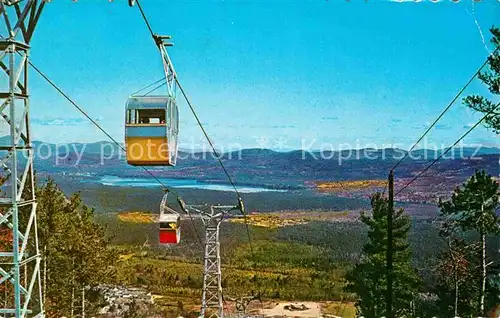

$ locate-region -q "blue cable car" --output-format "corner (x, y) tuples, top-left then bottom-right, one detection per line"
(125, 95), (178, 166)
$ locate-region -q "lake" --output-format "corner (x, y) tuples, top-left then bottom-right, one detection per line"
(96, 175), (286, 193)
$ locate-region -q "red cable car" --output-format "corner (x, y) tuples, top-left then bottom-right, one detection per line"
(158, 192), (181, 244)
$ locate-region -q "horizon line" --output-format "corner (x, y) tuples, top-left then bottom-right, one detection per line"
(24, 139), (500, 154)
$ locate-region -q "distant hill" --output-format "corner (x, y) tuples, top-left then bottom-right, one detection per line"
(31, 140), (123, 156)
(172, 145), (500, 160)
(24, 140), (498, 190)
(0, 138), (492, 157)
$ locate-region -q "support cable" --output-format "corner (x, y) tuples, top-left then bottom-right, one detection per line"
(27, 61), (204, 246)
(131, 76), (166, 96)
(391, 46), (499, 172)
(143, 80), (166, 96)
(395, 103), (499, 197)
(175, 65), (255, 260)
(0, 31), (172, 194)
(30, 62), (170, 191)
(133, 0), (241, 199)
(135, 0), (155, 38)
(133, 0), (253, 252)
(175, 80), (241, 198)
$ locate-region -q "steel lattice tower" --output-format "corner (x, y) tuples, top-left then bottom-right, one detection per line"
(0, 0), (45, 317)
(200, 206), (225, 318)
(178, 203), (243, 318)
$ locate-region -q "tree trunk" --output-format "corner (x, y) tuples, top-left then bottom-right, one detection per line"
(480, 230), (486, 315)
(449, 239), (459, 317)
(71, 262), (75, 318)
(454, 265), (458, 317)
(43, 245), (46, 305)
(82, 287), (85, 318)
(71, 284), (75, 317)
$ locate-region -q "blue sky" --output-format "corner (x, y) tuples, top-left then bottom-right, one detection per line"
(25, 0), (499, 150)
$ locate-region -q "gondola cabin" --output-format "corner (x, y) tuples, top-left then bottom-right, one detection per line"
(158, 192), (181, 244)
(159, 214), (181, 244)
(125, 95), (178, 166)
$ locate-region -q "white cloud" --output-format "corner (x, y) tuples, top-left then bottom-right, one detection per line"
(32, 116), (88, 126)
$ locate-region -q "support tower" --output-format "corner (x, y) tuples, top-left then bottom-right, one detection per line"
(0, 1), (45, 317)
(179, 202), (243, 318)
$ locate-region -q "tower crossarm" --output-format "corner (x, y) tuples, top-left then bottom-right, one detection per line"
(0, 0), (45, 44)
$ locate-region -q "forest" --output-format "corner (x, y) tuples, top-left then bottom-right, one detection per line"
(3, 164), (496, 317)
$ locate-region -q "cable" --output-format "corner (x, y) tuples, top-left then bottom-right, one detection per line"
(29, 63), (171, 192)
(133, 0), (242, 198)
(27, 60), (204, 246)
(135, 0), (155, 38)
(395, 103), (499, 197)
(391, 46), (499, 172)
(184, 205), (203, 245)
(2, 28), (207, 301)
(144, 80), (166, 96)
(14, 25), (204, 245)
(175, 81), (256, 259)
(176, 80), (241, 199)
(128, 76), (256, 251)
(132, 0), (254, 252)
(131, 76), (166, 96)
(133, 0), (243, 197)
(0, 33), (173, 194)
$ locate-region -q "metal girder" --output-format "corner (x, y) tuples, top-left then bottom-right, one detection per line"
(0, 0), (45, 45)
(154, 35), (177, 98)
(180, 204), (241, 318)
(199, 207), (224, 318)
(0, 1), (45, 316)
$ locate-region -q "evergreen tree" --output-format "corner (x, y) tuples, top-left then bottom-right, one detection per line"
(463, 27), (500, 133)
(345, 193), (420, 317)
(35, 179), (116, 317)
(438, 170), (499, 315)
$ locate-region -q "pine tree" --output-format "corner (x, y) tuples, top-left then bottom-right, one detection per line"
(35, 179), (116, 317)
(345, 193), (420, 317)
(438, 170), (499, 315)
(463, 27), (500, 133)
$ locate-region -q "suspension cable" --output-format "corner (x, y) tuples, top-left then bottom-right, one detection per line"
(395, 103), (499, 197)
(0, 29), (205, 244)
(29, 63), (171, 191)
(175, 80), (242, 199)
(135, 0), (155, 38)
(131, 76), (166, 96)
(132, 0), (253, 250)
(144, 80), (166, 96)
(390, 46), (499, 172)
(176, 79), (255, 257)
(133, 0), (242, 198)
(27, 61), (204, 246)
